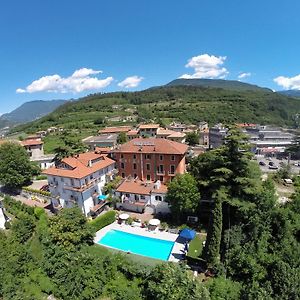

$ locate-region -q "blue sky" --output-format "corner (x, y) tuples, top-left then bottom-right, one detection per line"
(1, 0), (300, 113)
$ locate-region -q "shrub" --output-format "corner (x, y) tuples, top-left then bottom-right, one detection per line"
(22, 186), (51, 197)
(89, 210), (117, 232)
(125, 217), (133, 225)
(35, 175), (48, 180)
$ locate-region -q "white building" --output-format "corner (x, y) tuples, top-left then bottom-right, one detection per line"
(115, 178), (170, 214)
(43, 152), (116, 216)
(21, 137), (54, 169)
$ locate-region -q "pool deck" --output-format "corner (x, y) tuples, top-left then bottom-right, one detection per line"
(94, 222), (185, 262)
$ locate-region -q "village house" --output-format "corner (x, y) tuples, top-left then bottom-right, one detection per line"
(112, 138), (188, 183)
(114, 178), (170, 214)
(20, 137), (54, 169)
(43, 151), (116, 216)
(82, 134), (118, 150)
(98, 126), (131, 135)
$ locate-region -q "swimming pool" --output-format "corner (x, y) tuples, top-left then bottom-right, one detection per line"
(98, 229), (174, 261)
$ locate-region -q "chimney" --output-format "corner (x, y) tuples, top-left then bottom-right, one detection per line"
(88, 160), (92, 167)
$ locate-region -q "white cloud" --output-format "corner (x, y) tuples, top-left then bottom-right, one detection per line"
(238, 72), (251, 79)
(118, 75), (144, 88)
(274, 74), (300, 90)
(16, 68), (113, 94)
(180, 54), (228, 79)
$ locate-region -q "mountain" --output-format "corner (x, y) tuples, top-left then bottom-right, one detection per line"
(278, 90), (300, 98)
(166, 78), (272, 92)
(12, 82), (300, 136)
(0, 99), (67, 129)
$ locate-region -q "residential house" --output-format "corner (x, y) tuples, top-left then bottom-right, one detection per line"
(112, 138), (188, 183)
(114, 178), (170, 214)
(82, 134), (118, 150)
(98, 126), (131, 135)
(43, 152), (116, 216)
(21, 137), (54, 169)
(138, 124), (160, 137)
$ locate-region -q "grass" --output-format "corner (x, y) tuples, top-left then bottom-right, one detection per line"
(187, 234), (206, 259)
(94, 244), (163, 267)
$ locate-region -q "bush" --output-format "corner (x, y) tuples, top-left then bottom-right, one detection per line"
(89, 210), (117, 232)
(34, 207), (45, 219)
(35, 175), (48, 180)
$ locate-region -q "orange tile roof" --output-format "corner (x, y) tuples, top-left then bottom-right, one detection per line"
(126, 130), (139, 136)
(99, 126), (131, 134)
(157, 128), (175, 136)
(21, 139), (43, 146)
(43, 152), (115, 179)
(138, 124), (160, 129)
(116, 179), (167, 195)
(114, 138), (188, 155)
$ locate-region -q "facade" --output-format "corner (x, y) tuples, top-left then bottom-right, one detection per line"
(21, 137), (54, 169)
(82, 134), (118, 150)
(246, 126), (294, 154)
(115, 178), (170, 214)
(112, 138), (188, 183)
(209, 124), (228, 149)
(138, 124), (160, 137)
(43, 152), (116, 216)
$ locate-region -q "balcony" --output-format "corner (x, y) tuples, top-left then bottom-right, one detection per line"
(63, 177), (101, 192)
(156, 170), (165, 175)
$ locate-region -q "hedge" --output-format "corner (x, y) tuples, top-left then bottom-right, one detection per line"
(22, 186), (51, 197)
(89, 210), (117, 232)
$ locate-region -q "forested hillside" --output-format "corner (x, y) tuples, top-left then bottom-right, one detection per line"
(12, 85), (300, 134)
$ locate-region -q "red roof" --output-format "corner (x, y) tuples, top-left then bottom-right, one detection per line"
(43, 152), (115, 179)
(114, 138), (188, 155)
(99, 126), (131, 134)
(116, 178), (167, 195)
(21, 139), (43, 146)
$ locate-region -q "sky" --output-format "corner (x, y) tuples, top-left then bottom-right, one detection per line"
(1, 0), (300, 113)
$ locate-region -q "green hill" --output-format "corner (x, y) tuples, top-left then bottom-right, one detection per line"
(11, 84), (300, 135)
(166, 78), (272, 92)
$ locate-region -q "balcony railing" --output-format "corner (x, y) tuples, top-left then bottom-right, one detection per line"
(156, 170), (165, 175)
(63, 177), (101, 192)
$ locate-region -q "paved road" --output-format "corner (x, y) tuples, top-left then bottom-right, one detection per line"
(255, 155), (300, 174)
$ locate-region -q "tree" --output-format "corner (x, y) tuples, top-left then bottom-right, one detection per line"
(117, 132), (128, 144)
(0, 142), (37, 189)
(203, 187), (226, 264)
(11, 212), (35, 244)
(146, 263), (210, 300)
(165, 173), (200, 222)
(186, 131), (199, 146)
(53, 134), (87, 165)
(47, 208), (94, 251)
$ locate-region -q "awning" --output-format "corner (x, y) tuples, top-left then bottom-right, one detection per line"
(149, 219), (160, 226)
(98, 194), (108, 201)
(119, 213), (129, 220)
(179, 228), (196, 240)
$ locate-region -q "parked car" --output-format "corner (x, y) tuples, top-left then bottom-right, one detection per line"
(269, 161), (274, 166)
(269, 165), (278, 170)
(259, 161), (266, 166)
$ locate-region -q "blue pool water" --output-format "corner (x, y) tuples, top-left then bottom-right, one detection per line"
(98, 230), (174, 261)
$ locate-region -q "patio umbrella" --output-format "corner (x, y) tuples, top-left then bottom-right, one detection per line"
(119, 213), (129, 220)
(179, 228), (196, 241)
(149, 219), (160, 226)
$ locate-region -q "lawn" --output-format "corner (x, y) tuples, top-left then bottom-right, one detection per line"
(187, 234), (206, 259)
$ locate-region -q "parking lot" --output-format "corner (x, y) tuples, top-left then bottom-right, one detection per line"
(255, 155), (300, 174)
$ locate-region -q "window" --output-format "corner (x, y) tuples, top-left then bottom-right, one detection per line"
(159, 155), (164, 161)
(146, 163), (150, 171)
(125, 193), (130, 198)
(171, 155), (175, 161)
(158, 165), (164, 173)
(133, 163), (137, 170)
(155, 195), (162, 201)
(134, 195), (139, 201)
(145, 154), (151, 160)
(170, 165), (175, 174)
(121, 162), (125, 169)
(146, 174), (151, 180)
(160, 176), (163, 181)
(133, 154), (136, 159)
(121, 173), (125, 178)
(121, 154), (124, 159)
(134, 173), (137, 179)
(141, 195), (145, 200)
(61, 177), (64, 182)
